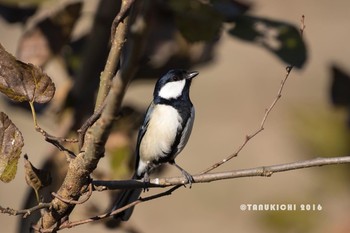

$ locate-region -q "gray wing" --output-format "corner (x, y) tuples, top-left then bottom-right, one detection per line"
(134, 102), (155, 174)
(175, 106), (195, 156)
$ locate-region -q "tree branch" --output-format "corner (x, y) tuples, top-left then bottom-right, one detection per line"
(51, 183), (93, 205)
(37, 0), (151, 230)
(33, 155), (350, 232)
(32, 186), (181, 232)
(92, 156), (350, 189)
(0, 203), (51, 218)
(38, 1), (135, 230)
(94, 0), (134, 111)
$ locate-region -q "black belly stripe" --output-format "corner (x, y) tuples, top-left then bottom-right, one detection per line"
(152, 93), (193, 163)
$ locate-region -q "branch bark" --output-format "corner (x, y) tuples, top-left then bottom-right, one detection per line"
(36, 0), (151, 230)
(93, 156), (350, 189)
(0, 203), (51, 218)
(34, 155), (349, 232)
(37, 1), (136, 230)
(4, 154), (347, 233)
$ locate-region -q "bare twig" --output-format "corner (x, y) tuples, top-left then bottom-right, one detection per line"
(300, 15), (306, 36)
(0, 203), (51, 218)
(32, 186), (181, 232)
(201, 16), (307, 174)
(77, 101), (106, 150)
(93, 155), (350, 189)
(77, 0), (135, 150)
(51, 183), (93, 205)
(111, 0), (135, 42)
(201, 62), (292, 174)
(29, 102), (77, 159)
(94, 0), (134, 111)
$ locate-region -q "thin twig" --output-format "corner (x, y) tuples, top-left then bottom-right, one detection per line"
(300, 15), (306, 36)
(0, 203), (51, 218)
(29, 102), (77, 159)
(77, 0), (135, 151)
(200, 63), (292, 174)
(94, 0), (134, 110)
(77, 102), (106, 150)
(78, 0), (137, 151)
(51, 183), (93, 205)
(111, 0), (135, 43)
(32, 186), (181, 232)
(200, 16), (306, 174)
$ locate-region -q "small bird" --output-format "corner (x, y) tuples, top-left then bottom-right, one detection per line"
(112, 69), (198, 221)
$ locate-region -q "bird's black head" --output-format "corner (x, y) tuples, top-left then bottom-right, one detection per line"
(154, 69), (199, 100)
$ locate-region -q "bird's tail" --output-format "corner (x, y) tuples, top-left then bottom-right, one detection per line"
(111, 173), (142, 221)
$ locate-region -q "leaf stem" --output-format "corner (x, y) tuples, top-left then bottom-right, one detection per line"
(29, 101), (38, 128)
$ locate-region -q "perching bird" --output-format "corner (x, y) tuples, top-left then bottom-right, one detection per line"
(112, 69), (198, 221)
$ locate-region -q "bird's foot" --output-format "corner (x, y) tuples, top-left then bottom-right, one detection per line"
(181, 169), (194, 188)
(170, 160), (194, 188)
(141, 172), (150, 192)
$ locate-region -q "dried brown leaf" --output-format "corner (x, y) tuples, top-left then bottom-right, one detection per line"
(0, 43), (55, 103)
(24, 154), (51, 201)
(0, 112), (24, 182)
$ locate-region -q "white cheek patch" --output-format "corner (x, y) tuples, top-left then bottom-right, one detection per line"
(158, 80), (186, 99)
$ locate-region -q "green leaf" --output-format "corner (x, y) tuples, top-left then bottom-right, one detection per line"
(228, 15), (307, 68)
(0, 43), (55, 103)
(0, 112), (24, 182)
(169, 0), (223, 42)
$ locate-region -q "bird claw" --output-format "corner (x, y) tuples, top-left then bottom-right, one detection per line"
(142, 172), (150, 192)
(170, 160), (194, 188)
(181, 170), (194, 189)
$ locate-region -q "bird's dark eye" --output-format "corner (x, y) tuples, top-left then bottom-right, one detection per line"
(172, 75), (181, 81)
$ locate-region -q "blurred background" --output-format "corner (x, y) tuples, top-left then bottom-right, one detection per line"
(1, 0), (350, 232)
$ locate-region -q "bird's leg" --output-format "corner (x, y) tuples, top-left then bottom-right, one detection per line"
(169, 160), (194, 188)
(141, 170), (150, 192)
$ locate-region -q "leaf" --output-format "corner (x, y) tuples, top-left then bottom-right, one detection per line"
(211, 0), (250, 22)
(0, 4), (37, 23)
(228, 15), (307, 68)
(330, 65), (350, 107)
(169, 0), (223, 42)
(17, 2), (82, 65)
(0, 112), (24, 182)
(0, 43), (55, 103)
(17, 28), (52, 67)
(329, 65), (350, 127)
(24, 154), (51, 202)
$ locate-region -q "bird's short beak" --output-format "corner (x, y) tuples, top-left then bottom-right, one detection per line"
(187, 71), (199, 79)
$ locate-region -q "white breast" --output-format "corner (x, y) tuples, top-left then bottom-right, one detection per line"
(139, 104), (182, 163)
